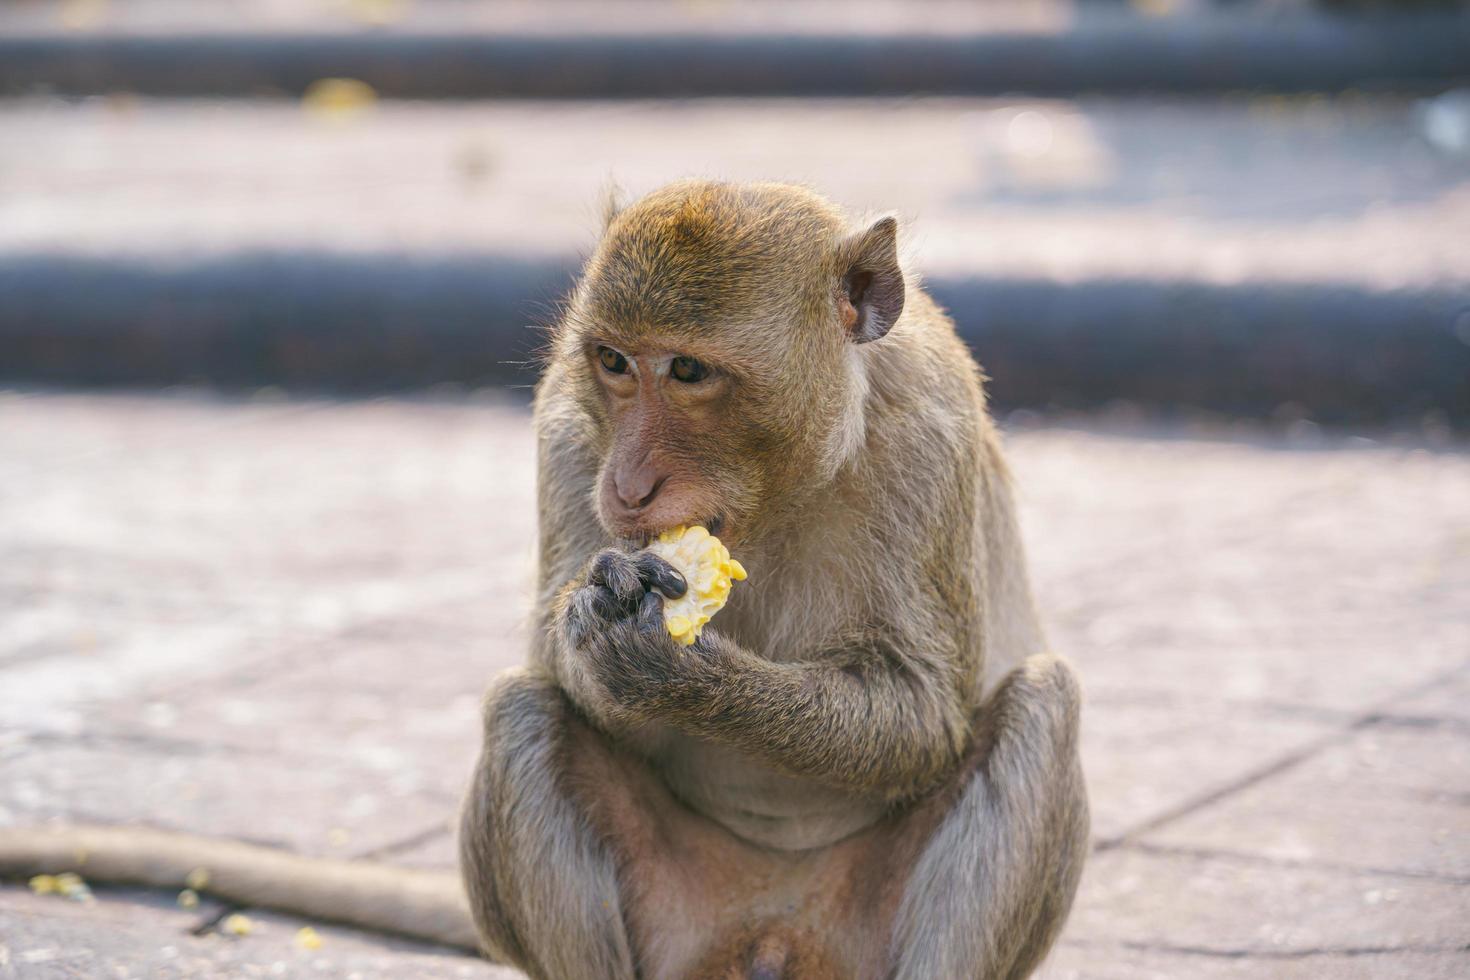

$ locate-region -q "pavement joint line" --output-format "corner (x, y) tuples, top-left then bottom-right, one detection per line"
(1113, 840), (1470, 887)
(0, 723), (361, 768)
(1094, 657), (1470, 852)
(353, 823), (454, 863)
(1405, 788), (1470, 808)
(0, 569), (509, 724)
(1088, 692), (1470, 735)
(1034, 478), (1363, 594)
(0, 719), (469, 812)
(0, 727), (264, 760)
(1359, 712), (1470, 737)
(1060, 937), (1470, 961)
(189, 903), (237, 938)
(1254, 703), (1470, 734)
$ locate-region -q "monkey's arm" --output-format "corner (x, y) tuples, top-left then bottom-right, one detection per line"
(0, 825), (478, 951)
(550, 548), (970, 797)
(595, 622), (971, 798)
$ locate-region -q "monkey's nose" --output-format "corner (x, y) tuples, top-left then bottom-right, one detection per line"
(614, 469), (666, 511)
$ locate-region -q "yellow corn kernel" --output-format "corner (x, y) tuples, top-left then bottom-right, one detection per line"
(296, 926), (323, 950)
(223, 913), (254, 937)
(177, 888), (200, 909)
(644, 525), (747, 646)
(29, 872), (93, 901)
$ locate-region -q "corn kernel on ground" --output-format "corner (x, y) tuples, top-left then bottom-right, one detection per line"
(29, 872), (93, 902)
(223, 913), (254, 937)
(644, 525), (747, 646)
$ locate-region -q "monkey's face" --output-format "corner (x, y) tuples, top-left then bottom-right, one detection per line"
(583, 335), (767, 547)
(563, 181), (906, 549)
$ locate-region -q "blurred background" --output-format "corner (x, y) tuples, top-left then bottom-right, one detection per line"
(1, 1), (1468, 978)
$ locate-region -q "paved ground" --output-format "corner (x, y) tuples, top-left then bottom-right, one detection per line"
(0, 389), (1466, 977)
(4, 93), (1467, 290)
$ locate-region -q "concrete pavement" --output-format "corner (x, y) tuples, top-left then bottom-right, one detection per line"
(0, 390), (1466, 977)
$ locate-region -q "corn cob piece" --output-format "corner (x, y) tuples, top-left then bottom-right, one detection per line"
(644, 525), (747, 646)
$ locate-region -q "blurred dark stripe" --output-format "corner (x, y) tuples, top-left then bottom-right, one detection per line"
(4, 16), (1469, 98)
(2, 251), (1466, 423)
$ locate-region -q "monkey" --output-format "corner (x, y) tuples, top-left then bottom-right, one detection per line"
(0, 180), (1087, 980)
(457, 180), (1088, 979)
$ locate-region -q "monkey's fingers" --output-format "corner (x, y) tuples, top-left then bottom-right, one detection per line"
(565, 584), (620, 648)
(633, 553), (687, 599)
(635, 590), (667, 639)
(588, 550), (644, 605)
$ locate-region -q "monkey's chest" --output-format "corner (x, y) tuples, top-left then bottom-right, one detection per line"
(654, 731), (885, 851)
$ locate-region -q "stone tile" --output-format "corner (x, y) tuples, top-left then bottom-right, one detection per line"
(1011, 432), (1470, 713)
(78, 606), (532, 814)
(1140, 728), (1470, 877)
(1304, 726), (1470, 800)
(95, 604), (526, 733)
(0, 884), (518, 979)
(1079, 698), (1333, 842)
(0, 396), (537, 601)
(0, 742), (455, 859)
(1391, 670), (1470, 727)
(1065, 848), (1470, 955)
(1040, 945), (1470, 980)
(1044, 843), (1470, 977)
(214, 906), (521, 980)
(0, 395), (538, 731)
(378, 829), (459, 871)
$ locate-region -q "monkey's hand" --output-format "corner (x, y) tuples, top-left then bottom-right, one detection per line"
(555, 549), (691, 724)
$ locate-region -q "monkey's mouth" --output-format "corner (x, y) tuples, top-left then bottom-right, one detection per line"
(625, 514), (726, 550)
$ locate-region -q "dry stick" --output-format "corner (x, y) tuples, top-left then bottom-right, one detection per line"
(0, 824), (479, 952)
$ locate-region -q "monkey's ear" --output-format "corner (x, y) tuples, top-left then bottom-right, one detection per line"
(838, 216), (904, 344)
(600, 181), (626, 232)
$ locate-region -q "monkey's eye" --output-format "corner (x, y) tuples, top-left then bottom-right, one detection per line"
(670, 356), (708, 384)
(597, 346), (629, 375)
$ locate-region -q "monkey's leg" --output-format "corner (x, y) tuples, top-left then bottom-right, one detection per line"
(458, 667), (638, 980)
(888, 654), (1089, 980)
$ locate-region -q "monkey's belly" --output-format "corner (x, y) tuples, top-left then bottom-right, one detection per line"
(655, 733), (885, 851)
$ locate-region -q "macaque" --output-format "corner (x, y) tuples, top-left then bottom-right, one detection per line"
(459, 180), (1088, 978)
(0, 181), (1087, 980)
